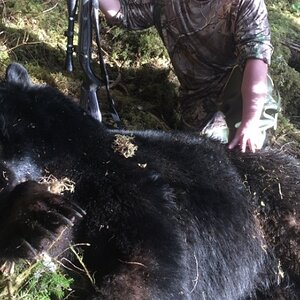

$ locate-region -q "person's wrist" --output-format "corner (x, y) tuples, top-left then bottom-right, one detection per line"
(239, 115), (260, 130)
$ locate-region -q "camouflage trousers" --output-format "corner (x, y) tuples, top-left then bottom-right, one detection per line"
(180, 66), (280, 144)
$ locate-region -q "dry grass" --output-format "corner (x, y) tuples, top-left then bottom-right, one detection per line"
(112, 134), (138, 158)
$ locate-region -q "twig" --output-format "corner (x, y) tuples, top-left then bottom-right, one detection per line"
(58, 258), (85, 273)
(56, 243), (91, 258)
(69, 245), (98, 290)
(189, 253), (199, 294)
(7, 262), (14, 300)
(278, 183), (283, 200)
(7, 41), (43, 53)
(276, 141), (297, 152)
(1, 0), (7, 20)
(118, 259), (147, 268)
(42, 2), (59, 14)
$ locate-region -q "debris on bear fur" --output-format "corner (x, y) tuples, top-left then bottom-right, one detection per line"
(39, 174), (75, 195)
(230, 149), (300, 297)
(0, 63), (299, 299)
(111, 134), (138, 158)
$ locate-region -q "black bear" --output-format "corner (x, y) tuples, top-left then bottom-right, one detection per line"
(0, 63), (299, 299)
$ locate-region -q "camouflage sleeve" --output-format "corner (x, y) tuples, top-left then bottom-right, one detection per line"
(234, 0), (273, 66)
(110, 0), (155, 30)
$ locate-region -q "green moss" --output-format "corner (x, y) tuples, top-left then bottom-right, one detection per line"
(266, 0), (300, 121)
(17, 264), (73, 300)
(0, 258), (73, 300)
(0, 0), (299, 128)
(104, 25), (168, 67)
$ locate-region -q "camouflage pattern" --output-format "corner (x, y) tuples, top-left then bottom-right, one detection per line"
(114, 0), (274, 130)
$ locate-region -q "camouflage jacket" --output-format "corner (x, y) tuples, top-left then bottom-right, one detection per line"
(114, 0), (273, 103)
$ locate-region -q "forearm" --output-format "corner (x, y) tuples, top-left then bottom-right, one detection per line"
(228, 59), (269, 151)
(99, 0), (121, 19)
(241, 59), (268, 126)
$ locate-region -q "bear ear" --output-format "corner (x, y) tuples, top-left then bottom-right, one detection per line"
(5, 63), (32, 88)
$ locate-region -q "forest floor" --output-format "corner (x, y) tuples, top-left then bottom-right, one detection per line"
(0, 0), (300, 298)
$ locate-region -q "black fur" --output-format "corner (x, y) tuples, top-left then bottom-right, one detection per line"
(0, 63), (299, 299)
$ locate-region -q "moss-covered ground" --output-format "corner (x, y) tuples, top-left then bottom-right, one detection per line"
(0, 0), (300, 298)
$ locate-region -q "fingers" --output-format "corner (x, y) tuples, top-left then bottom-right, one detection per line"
(228, 136), (239, 150)
(242, 139), (247, 153)
(246, 139), (256, 153)
(228, 128), (263, 153)
(248, 138), (262, 153)
(231, 137), (257, 153)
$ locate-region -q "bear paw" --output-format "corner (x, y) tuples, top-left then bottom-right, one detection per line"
(0, 181), (84, 261)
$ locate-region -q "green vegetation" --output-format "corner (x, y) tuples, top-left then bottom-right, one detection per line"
(1, 0), (299, 130)
(0, 257), (73, 300)
(267, 0), (300, 120)
(0, 0), (300, 298)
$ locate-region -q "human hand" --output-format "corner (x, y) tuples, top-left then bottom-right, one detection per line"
(100, 0), (121, 19)
(229, 59), (269, 153)
(228, 122), (264, 153)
